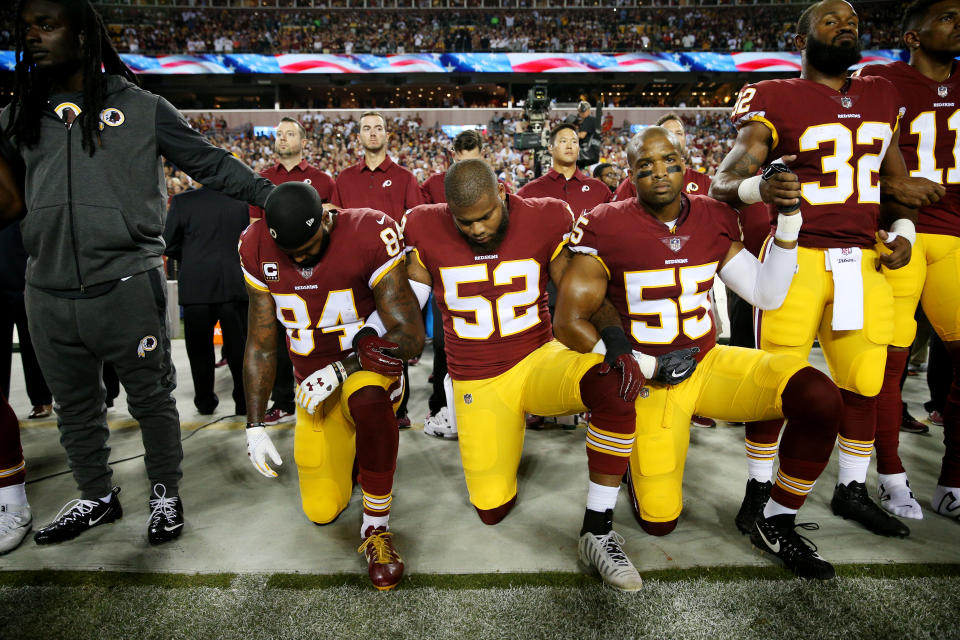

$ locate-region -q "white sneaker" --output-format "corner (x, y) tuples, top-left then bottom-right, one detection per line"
(423, 407), (457, 440)
(0, 504), (32, 554)
(932, 485), (960, 519)
(577, 530), (643, 591)
(878, 474), (923, 520)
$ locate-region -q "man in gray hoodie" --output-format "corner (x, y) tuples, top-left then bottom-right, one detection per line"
(1, 0), (274, 546)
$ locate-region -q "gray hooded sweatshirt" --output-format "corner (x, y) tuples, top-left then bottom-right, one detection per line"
(1, 74), (273, 293)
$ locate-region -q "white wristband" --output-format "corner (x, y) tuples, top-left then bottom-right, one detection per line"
(632, 351), (657, 379)
(887, 218), (916, 246)
(737, 175), (763, 205)
(591, 339), (607, 355)
(774, 212), (803, 242)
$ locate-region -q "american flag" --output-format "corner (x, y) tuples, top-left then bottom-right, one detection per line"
(120, 54), (231, 74)
(611, 53), (686, 72)
(276, 54), (366, 74)
(440, 53), (512, 73)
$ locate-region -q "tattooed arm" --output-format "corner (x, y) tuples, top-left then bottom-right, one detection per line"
(370, 262), (425, 361)
(337, 260), (425, 380)
(243, 282), (278, 424)
(709, 122), (799, 210)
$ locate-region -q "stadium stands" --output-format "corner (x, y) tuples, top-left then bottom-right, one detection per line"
(85, 2), (909, 56)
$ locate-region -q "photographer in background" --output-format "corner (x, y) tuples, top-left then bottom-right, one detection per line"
(569, 101), (600, 168)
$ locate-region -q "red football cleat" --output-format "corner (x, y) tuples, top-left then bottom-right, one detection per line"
(358, 526), (404, 591)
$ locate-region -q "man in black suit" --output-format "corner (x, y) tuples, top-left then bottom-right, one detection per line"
(164, 185), (250, 415)
(0, 224), (53, 420)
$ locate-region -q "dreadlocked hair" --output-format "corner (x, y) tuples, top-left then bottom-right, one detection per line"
(6, 0), (138, 157)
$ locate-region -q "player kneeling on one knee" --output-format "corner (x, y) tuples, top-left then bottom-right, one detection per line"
(240, 182), (425, 591)
(556, 126), (842, 581)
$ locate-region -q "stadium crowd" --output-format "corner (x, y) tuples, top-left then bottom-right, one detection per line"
(62, 2), (912, 56)
(167, 111), (735, 195)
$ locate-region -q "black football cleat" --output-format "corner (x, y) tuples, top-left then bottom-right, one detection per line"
(751, 513), (835, 580)
(831, 481), (910, 538)
(147, 483), (184, 545)
(735, 479), (772, 534)
(34, 487), (123, 545)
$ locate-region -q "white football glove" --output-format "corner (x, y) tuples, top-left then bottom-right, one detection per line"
(295, 361), (347, 415)
(246, 426), (282, 478)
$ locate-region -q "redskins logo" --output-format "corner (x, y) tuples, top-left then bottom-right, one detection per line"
(303, 178), (312, 185)
(100, 107), (125, 127)
(53, 102), (82, 121)
(269, 228), (278, 239)
(581, 185), (590, 192)
(382, 179), (393, 188)
(137, 335), (158, 359)
(686, 182), (699, 193)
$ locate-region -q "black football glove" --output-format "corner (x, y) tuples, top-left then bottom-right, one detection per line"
(762, 159), (800, 214)
(651, 347), (700, 385)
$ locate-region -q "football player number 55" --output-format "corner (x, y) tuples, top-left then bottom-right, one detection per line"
(440, 259), (541, 340)
(625, 264), (717, 344)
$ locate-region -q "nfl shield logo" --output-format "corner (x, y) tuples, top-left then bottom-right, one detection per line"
(463, 393), (473, 405)
(669, 237), (683, 253)
(639, 387), (650, 399)
(298, 267), (314, 278)
(841, 247), (853, 256)
(939, 85), (949, 97)
(841, 96), (852, 109)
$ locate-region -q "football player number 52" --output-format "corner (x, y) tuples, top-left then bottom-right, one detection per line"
(440, 259), (541, 340)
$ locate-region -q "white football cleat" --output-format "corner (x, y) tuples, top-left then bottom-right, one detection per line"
(878, 474), (923, 520)
(0, 504), (32, 554)
(423, 407), (457, 440)
(578, 530), (643, 592)
(932, 485), (960, 520)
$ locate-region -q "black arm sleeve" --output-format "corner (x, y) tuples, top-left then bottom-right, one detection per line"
(155, 97), (274, 207)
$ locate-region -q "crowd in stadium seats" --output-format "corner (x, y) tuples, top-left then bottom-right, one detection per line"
(165, 111), (735, 196)
(91, 2), (909, 56)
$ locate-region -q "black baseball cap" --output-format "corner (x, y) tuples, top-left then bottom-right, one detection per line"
(264, 182), (324, 250)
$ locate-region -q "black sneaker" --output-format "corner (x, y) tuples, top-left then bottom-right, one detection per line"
(831, 481), (910, 537)
(147, 483), (184, 545)
(735, 479), (772, 534)
(750, 513), (835, 580)
(34, 487), (123, 545)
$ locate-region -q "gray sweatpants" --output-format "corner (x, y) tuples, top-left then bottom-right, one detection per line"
(25, 267), (182, 500)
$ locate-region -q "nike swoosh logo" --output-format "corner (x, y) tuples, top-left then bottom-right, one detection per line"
(89, 510), (112, 526)
(757, 526), (780, 553)
(376, 215), (386, 225)
(164, 523), (184, 532)
(670, 367), (691, 379)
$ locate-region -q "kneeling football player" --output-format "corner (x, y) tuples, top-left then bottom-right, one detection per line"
(404, 159), (695, 591)
(555, 127), (843, 579)
(239, 182), (424, 590)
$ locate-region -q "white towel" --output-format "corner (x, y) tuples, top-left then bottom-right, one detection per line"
(826, 247), (864, 331)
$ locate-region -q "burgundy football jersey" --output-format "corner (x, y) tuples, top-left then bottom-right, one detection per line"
(238, 208), (404, 382)
(731, 76), (903, 248)
(859, 61), (960, 238)
(403, 193), (575, 380)
(421, 172), (446, 205)
(517, 169), (611, 216)
(569, 194), (741, 359)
